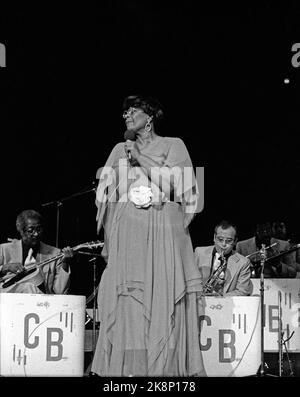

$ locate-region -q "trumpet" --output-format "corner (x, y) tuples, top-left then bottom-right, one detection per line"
(265, 243), (300, 263)
(202, 251), (227, 295)
(246, 242), (278, 258)
(248, 242), (300, 277)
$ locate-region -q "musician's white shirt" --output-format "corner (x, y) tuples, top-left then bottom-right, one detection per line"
(24, 248), (36, 268)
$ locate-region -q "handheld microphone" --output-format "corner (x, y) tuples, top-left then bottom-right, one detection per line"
(124, 129), (136, 160)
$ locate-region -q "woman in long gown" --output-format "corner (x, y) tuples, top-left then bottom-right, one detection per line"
(91, 95), (206, 377)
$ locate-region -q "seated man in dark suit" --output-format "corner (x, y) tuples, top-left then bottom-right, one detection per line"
(0, 209), (74, 293)
(236, 221), (297, 278)
(194, 220), (252, 296)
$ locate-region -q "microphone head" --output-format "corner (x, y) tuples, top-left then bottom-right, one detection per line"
(124, 129), (136, 141)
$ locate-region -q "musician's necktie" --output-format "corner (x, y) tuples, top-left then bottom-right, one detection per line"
(213, 253), (220, 272)
(212, 252), (226, 282)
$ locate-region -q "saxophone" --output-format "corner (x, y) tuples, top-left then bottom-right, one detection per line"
(202, 250), (227, 295)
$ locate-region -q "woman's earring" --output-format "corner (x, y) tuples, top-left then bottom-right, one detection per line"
(144, 118), (152, 133)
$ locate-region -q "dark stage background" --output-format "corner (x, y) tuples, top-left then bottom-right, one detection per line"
(0, 2), (299, 298)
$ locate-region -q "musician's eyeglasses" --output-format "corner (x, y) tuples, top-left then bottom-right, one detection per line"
(24, 226), (43, 235)
(122, 107), (141, 119)
(215, 236), (235, 245)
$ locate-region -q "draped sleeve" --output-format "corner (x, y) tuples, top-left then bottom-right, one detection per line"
(95, 143), (125, 261)
(163, 138), (199, 228)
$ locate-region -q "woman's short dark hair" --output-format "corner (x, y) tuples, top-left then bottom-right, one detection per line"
(122, 94), (164, 126)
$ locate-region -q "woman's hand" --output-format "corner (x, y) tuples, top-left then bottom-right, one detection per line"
(124, 141), (140, 164)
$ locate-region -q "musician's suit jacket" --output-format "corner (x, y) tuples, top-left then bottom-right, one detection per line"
(236, 237), (297, 278)
(194, 246), (252, 296)
(0, 239), (70, 294)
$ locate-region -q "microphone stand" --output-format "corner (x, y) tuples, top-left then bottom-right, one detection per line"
(80, 253), (101, 377)
(88, 256), (99, 353)
(78, 251), (102, 356)
(258, 244), (277, 377)
(278, 291), (283, 377)
(281, 332), (295, 377)
(78, 251), (101, 353)
(41, 183), (96, 247)
(278, 289), (295, 378)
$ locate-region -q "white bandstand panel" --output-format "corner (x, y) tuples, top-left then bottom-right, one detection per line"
(199, 296), (261, 376)
(0, 293), (86, 377)
(251, 279), (300, 352)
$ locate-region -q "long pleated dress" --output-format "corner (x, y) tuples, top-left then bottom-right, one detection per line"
(91, 136), (206, 377)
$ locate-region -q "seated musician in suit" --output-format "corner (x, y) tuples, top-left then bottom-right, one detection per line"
(236, 221), (297, 278)
(194, 220), (252, 296)
(0, 209), (74, 294)
(272, 220), (300, 276)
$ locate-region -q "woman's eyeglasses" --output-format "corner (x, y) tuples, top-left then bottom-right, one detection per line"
(122, 107), (141, 119)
